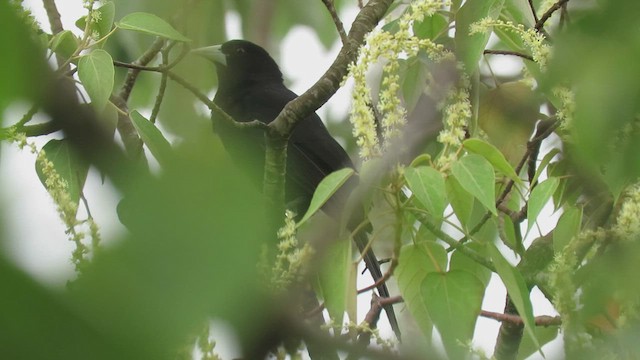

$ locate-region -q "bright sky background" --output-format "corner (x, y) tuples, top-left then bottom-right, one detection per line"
(3, 1), (563, 358)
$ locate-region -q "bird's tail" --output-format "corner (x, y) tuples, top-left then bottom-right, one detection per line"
(353, 230), (401, 340)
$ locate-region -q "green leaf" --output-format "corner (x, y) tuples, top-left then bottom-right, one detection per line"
(422, 270), (485, 359)
(35, 139), (90, 215)
(517, 325), (559, 360)
(463, 138), (522, 185)
(450, 243), (491, 287)
(488, 243), (541, 353)
(78, 49), (114, 112)
(396, 242), (447, 340)
(455, 0), (506, 74)
(532, 148), (561, 185)
(401, 58), (429, 112)
(297, 168), (354, 227)
(405, 166), (446, 219)
(451, 154), (497, 215)
(76, 2), (115, 39)
(117, 12), (190, 42)
(413, 13), (448, 40)
(553, 206), (582, 253)
(130, 111), (173, 166)
(318, 237), (351, 325)
(527, 177), (559, 232)
(50, 30), (78, 60)
(445, 175), (474, 228)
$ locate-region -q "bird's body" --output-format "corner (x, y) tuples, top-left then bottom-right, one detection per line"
(194, 40), (400, 339)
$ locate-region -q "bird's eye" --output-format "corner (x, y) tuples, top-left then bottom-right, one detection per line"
(236, 47), (246, 54)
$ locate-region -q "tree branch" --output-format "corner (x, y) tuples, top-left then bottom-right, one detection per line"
(322, 0), (349, 45)
(484, 49), (534, 62)
(481, 310), (561, 327)
(535, 0), (571, 31)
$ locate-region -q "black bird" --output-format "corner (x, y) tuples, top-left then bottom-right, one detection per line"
(193, 40), (400, 338)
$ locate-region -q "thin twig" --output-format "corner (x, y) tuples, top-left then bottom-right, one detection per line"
(150, 49), (170, 123)
(481, 310), (562, 326)
(535, 0), (571, 31)
(527, 0), (539, 23)
(484, 49), (534, 62)
(322, 0), (349, 45)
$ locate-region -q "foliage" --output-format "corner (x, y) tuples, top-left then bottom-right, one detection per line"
(2, 0), (640, 359)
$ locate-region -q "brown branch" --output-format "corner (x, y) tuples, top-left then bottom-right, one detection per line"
(21, 121), (61, 137)
(357, 258), (396, 294)
(150, 50), (170, 123)
(481, 310), (562, 327)
(42, 0), (68, 72)
(484, 50), (534, 62)
(322, 0), (349, 45)
(118, 38), (165, 101)
(527, 0), (539, 23)
(535, 0), (571, 31)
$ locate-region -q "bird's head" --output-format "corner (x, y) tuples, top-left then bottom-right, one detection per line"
(192, 40), (283, 91)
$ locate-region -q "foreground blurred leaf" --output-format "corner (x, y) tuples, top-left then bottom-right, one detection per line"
(318, 236), (351, 325)
(73, 139), (268, 358)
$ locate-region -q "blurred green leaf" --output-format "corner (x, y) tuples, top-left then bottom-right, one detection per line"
(463, 138), (523, 185)
(78, 49), (114, 112)
(117, 12), (190, 42)
(130, 111), (173, 166)
(401, 58), (429, 113)
(553, 206), (582, 253)
(405, 166), (446, 219)
(489, 243), (541, 353)
(297, 168), (354, 227)
(451, 154), (497, 215)
(422, 270), (485, 359)
(35, 139), (89, 215)
(318, 236), (351, 325)
(455, 0), (505, 73)
(397, 242), (447, 341)
(527, 177), (559, 232)
(517, 326), (559, 360)
(531, 148), (560, 185)
(0, 1), (46, 116)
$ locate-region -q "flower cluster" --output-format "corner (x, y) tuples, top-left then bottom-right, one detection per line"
(470, 18), (550, 69)
(553, 86), (575, 130)
(614, 183), (640, 241)
(269, 210), (315, 291)
(10, 132), (100, 274)
(436, 83), (472, 168)
(348, 0), (451, 159)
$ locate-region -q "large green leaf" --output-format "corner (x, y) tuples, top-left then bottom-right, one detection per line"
(455, 0), (506, 73)
(527, 177), (559, 232)
(396, 242), (447, 341)
(50, 30), (79, 60)
(451, 154), (497, 215)
(76, 2), (115, 39)
(297, 168), (354, 227)
(422, 270), (485, 359)
(117, 12), (190, 42)
(35, 139), (90, 216)
(488, 243), (541, 353)
(404, 166), (446, 219)
(78, 49), (114, 112)
(130, 111), (173, 166)
(450, 243), (492, 288)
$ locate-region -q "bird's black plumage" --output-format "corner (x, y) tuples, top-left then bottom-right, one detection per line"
(194, 40), (400, 338)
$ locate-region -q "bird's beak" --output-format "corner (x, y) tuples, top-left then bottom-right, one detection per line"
(191, 45), (227, 66)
